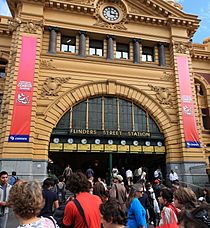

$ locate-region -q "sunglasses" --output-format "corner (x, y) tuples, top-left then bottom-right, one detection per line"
(137, 190), (144, 193)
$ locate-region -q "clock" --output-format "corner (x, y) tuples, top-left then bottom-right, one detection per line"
(103, 7), (119, 22)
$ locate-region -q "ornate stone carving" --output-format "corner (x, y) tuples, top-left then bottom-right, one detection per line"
(173, 41), (191, 54)
(40, 59), (56, 69)
(8, 17), (21, 32)
(41, 77), (71, 96)
(93, 0), (127, 30)
(148, 84), (173, 107)
(22, 20), (44, 34)
(57, 0), (94, 5)
(161, 72), (174, 81)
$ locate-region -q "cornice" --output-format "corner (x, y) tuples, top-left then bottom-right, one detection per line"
(191, 50), (210, 61)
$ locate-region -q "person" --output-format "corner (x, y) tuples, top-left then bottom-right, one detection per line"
(110, 175), (127, 212)
(9, 171), (18, 186)
(154, 167), (163, 183)
(173, 187), (198, 210)
(158, 188), (179, 226)
(126, 183), (147, 228)
(153, 179), (165, 200)
(178, 204), (210, 228)
(126, 168), (133, 186)
(100, 198), (127, 228)
(112, 166), (119, 178)
(63, 172), (102, 228)
(199, 188), (210, 204)
(169, 170), (179, 184)
(93, 181), (108, 202)
(39, 177), (59, 217)
(86, 165), (94, 180)
(0, 171), (12, 228)
(56, 175), (66, 205)
(8, 181), (59, 228)
(62, 164), (72, 181)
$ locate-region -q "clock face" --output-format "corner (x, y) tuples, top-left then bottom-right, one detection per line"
(103, 7), (119, 21)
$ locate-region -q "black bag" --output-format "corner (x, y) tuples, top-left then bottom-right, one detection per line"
(53, 198), (88, 228)
(57, 184), (65, 204)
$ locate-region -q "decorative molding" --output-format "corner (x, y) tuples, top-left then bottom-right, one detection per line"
(41, 77), (71, 96)
(161, 72), (174, 82)
(40, 59), (56, 69)
(8, 17), (21, 32)
(93, 0), (127, 30)
(10, 50), (17, 66)
(22, 20), (44, 34)
(173, 41), (191, 54)
(148, 84), (173, 107)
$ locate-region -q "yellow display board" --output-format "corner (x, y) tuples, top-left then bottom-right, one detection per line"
(64, 144), (77, 151)
(142, 146), (154, 153)
(130, 145), (142, 153)
(78, 144), (91, 151)
(91, 144), (104, 151)
(104, 144), (117, 151)
(49, 143), (63, 151)
(118, 145), (130, 152)
(154, 146), (165, 153)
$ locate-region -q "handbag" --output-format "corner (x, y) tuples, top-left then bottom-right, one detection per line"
(156, 209), (179, 228)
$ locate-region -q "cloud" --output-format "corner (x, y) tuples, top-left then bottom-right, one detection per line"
(0, 0), (11, 16)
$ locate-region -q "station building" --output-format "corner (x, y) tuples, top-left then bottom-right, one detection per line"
(0, 0), (210, 185)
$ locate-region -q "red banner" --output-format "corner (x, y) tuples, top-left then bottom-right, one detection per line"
(177, 56), (200, 148)
(9, 36), (37, 142)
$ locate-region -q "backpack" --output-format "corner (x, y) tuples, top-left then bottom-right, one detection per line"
(56, 184), (65, 204)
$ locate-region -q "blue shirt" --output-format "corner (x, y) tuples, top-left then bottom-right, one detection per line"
(127, 198), (147, 228)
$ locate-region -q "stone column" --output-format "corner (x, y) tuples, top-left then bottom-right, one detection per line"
(48, 27), (58, 54)
(158, 43), (166, 66)
(79, 31), (86, 57)
(107, 35), (114, 60)
(133, 39), (140, 63)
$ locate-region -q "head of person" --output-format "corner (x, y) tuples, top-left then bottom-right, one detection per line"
(12, 171), (16, 176)
(158, 188), (173, 206)
(203, 188), (209, 196)
(42, 177), (55, 189)
(116, 175), (123, 183)
(178, 204), (210, 228)
(126, 183), (144, 208)
(173, 187), (197, 210)
(66, 172), (89, 194)
(8, 181), (44, 220)
(171, 170), (174, 174)
(58, 175), (65, 182)
(0, 171), (8, 185)
(93, 182), (106, 200)
(100, 198), (127, 228)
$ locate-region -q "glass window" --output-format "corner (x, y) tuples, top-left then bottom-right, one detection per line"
(119, 99), (132, 131)
(116, 43), (129, 59)
(0, 59), (7, 78)
(61, 36), (76, 53)
(142, 47), (154, 62)
(202, 108), (209, 130)
(148, 117), (159, 133)
(104, 97), (118, 130)
(89, 40), (103, 56)
(88, 97), (102, 130)
(56, 111), (70, 129)
(72, 101), (86, 129)
(134, 106), (147, 131)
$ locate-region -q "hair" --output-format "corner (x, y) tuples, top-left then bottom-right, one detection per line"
(203, 188), (210, 196)
(8, 181), (44, 219)
(58, 175), (65, 182)
(12, 171), (16, 176)
(66, 172), (89, 194)
(126, 183), (143, 208)
(0, 171), (8, 177)
(160, 188), (173, 203)
(174, 187), (197, 210)
(178, 204), (210, 228)
(100, 198), (127, 225)
(42, 177), (55, 188)
(93, 182), (108, 202)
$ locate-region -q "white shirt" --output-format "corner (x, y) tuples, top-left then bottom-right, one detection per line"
(169, 172), (178, 181)
(126, 169), (133, 178)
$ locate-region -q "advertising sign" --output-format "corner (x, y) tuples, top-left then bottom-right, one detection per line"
(177, 56), (200, 148)
(8, 36), (37, 142)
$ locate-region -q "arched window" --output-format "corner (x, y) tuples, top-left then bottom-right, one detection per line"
(0, 59), (7, 78)
(56, 96), (161, 134)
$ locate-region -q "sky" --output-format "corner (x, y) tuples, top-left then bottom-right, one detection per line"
(0, 0), (209, 43)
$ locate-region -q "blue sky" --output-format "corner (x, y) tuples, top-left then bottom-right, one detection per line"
(0, 0), (209, 43)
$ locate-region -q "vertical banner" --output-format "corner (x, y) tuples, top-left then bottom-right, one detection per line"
(8, 36), (37, 142)
(177, 56), (200, 148)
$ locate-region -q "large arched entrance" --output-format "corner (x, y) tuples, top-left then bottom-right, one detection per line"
(48, 96), (166, 183)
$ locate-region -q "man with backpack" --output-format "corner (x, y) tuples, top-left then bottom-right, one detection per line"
(56, 176), (66, 205)
(9, 171), (18, 186)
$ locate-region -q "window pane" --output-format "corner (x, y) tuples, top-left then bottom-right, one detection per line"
(122, 52), (129, 59)
(147, 55), (153, 62)
(72, 102), (86, 129)
(88, 97), (102, 130)
(69, 45), (76, 53)
(104, 97), (117, 130)
(90, 40), (103, 49)
(96, 49), (103, 56)
(56, 111), (70, 128)
(61, 44), (68, 52)
(90, 48), (96, 55)
(119, 99), (132, 131)
(148, 117), (160, 133)
(116, 51), (121, 59)
(61, 36), (76, 53)
(142, 55), (147, 62)
(134, 106), (147, 131)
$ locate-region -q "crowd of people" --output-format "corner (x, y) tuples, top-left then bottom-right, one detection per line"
(0, 165), (209, 228)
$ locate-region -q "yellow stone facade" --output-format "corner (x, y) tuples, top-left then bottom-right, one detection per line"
(0, 0), (209, 184)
